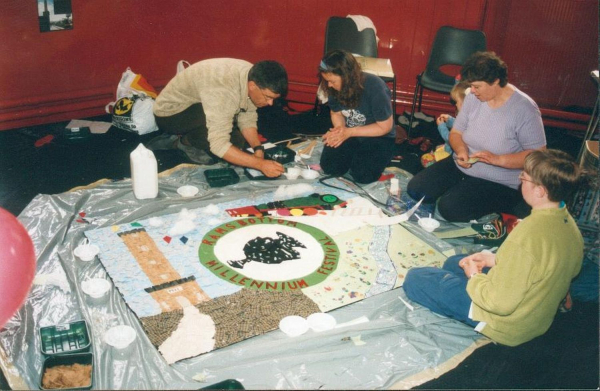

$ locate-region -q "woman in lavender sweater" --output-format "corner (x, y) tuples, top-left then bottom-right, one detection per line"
(407, 51), (546, 222)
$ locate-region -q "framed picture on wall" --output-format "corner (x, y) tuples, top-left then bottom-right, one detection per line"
(38, 0), (73, 32)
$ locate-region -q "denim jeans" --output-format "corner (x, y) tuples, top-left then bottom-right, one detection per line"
(403, 254), (479, 327)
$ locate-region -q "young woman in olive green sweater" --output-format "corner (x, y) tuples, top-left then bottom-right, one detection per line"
(404, 149), (592, 346)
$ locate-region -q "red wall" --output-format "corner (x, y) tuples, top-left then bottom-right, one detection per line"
(0, 0), (597, 131)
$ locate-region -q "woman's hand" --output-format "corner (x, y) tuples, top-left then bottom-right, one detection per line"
(459, 259), (481, 278)
(471, 150), (502, 166)
(322, 126), (351, 148)
(448, 130), (474, 168)
(459, 251), (496, 278)
(454, 151), (473, 168)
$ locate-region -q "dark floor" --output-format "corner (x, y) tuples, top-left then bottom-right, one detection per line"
(0, 112), (598, 389)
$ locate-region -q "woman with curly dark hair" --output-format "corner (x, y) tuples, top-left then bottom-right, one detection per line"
(318, 50), (396, 184)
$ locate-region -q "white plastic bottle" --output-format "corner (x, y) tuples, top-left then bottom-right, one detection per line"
(130, 143), (158, 199)
(389, 177), (400, 198)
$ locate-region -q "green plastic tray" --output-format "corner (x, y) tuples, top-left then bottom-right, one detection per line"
(40, 320), (91, 356)
(202, 379), (245, 389)
(204, 168), (240, 188)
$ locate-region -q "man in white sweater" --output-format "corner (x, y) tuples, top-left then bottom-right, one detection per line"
(151, 58), (287, 177)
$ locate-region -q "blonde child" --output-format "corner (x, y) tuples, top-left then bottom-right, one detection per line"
(436, 81), (470, 156)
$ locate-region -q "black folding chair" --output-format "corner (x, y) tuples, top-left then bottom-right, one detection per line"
(408, 26), (486, 136)
(324, 16), (378, 57)
(316, 17), (397, 118)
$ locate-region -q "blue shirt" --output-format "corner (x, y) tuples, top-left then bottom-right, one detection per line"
(328, 73), (394, 137)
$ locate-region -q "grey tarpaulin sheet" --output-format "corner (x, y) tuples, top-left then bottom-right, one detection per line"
(0, 159), (488, 390)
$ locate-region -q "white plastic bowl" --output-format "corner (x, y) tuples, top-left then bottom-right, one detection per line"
(285, 167), (302, 180)
(279, 316), (309, 337)
(104, 325), (137, 359)
(307, 313), (337, 332)
(73, 243), (100, 262)
(81, 278), (111, 299)
(301, 169), (320, 180)
(418, 217), (440, 232)
(177, 185), (199, 198)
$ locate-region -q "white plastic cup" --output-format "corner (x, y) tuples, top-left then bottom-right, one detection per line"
(307, 313), (336, 332)
(418, 217), (440, 232)
(104, 325), (137, 359)
(177, 185), (199, 197)
(279, 316), (309, 337)
(301, 169), (320, 180)
(74, 243), (100, 262)
(81, 278), (111, 305)
(285, 167), (302, 180)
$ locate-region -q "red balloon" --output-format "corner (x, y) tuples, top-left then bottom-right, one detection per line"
(0, 208), (36, 328)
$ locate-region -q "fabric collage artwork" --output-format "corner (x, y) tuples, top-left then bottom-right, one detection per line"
(84, 185), (447, 364)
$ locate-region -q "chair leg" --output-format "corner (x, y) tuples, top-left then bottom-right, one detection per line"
(417, 84), (424, 113)
(408, 75), (421, 138)
(392, 75), (397, 123)
(313, 96), (321, 116)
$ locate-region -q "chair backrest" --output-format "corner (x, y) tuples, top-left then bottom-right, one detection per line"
(424, 25), (487, 86)
(324, 16), (378, 57)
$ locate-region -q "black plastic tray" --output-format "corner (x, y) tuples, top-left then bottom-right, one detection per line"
(62, 127), (91, 143)
(41, 352), (93, 390)
(264, 145), (296, 164)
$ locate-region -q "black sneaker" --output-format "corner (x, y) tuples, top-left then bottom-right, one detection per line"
(471, 215), (507, 246)
(146, 133), (178, 150)
(176, 139), (215, 165)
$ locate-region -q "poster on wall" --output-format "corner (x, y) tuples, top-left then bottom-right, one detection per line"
(37, 0), (72, 32)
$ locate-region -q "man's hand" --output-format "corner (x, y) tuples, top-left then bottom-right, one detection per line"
(222, 144), (282, 177)
(258, 159), (284, 178)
